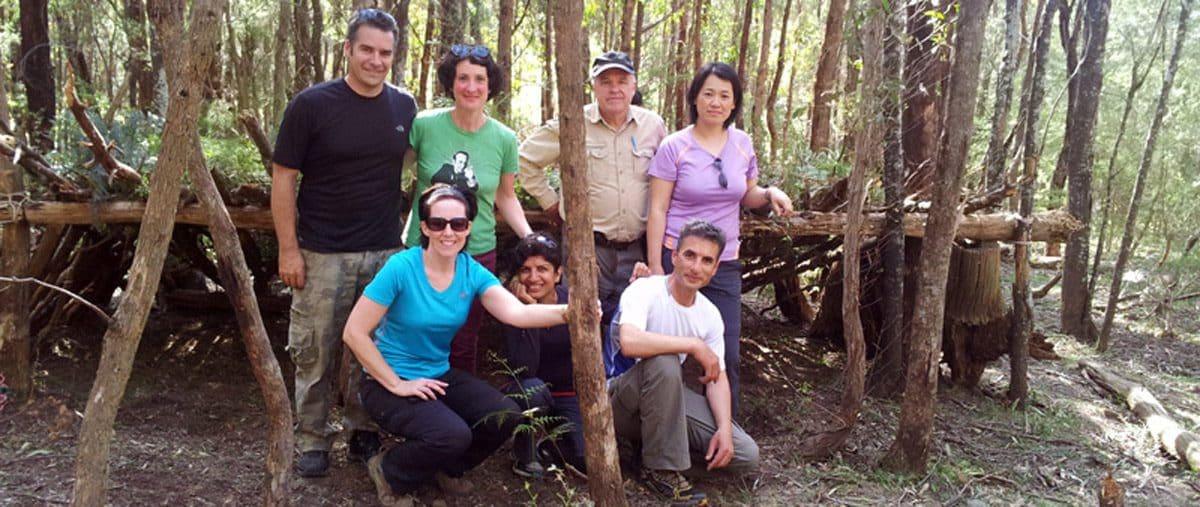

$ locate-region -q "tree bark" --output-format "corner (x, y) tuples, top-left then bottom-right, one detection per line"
(983, 0), (1022, 195)
(618, 0), (636, 53)
(808, 0), (848, 154)
(70, 1), (224, 504)
(271, 0), (293, 125)
(749, 0), (774, 145)
(765, 0), (794, 163)
(440, 0), (466, 45)
(1099, 0), (1190, 352)
(1059, 0), (1110, 342)
(796, 4), (882, 458)
(734, 0), (754, 106)
(540, 1), (554, 123)
(552, 1), (625, 505)
(901, 1), (950, 194)
(292, 0), (315, 91)
(19, 0), (55, 150)
(632, 0), (645, 69)
(882, 1), (989, 474)
(390, 0), (411, 86)
(497, 0), (515, 123)
(417, 0), (437, 107)
(0, 154), (32, 402)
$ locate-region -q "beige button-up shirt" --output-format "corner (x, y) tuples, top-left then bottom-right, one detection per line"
(518, 103), (667, 243)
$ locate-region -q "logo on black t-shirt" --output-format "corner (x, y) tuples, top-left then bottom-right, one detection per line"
(395, 124), (407, 133)
(432, 150), (479, 194)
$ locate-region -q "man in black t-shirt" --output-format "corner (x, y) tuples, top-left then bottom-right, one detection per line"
(270, 8), (417, 479)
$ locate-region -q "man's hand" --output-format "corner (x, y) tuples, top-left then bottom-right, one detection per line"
(278, 247), (306, 289)
(692, 339), (721, 384)
(389, 378), (448, 400)
(508, 277), (536, 304)
(705, 426), (735, 471)
(544, 202), (563, 228)
(629, 261), (653, 282)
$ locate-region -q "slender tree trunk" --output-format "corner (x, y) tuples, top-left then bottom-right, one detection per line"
(750, 0), (774, 145)
(882, 1), (989, 474)
(271, 0), (292, 125)
(1099, 0), (1191, 352)
(765, 0), (794, 164)
(618, 0), (636, 53)
(310, 0), (324, 82)
(19, 0), (54, 150)
(1059, 0), (1110, 342)
(540, 1), (554, 123)
(869, 0), (906, 399)
(390, 0), (410, 86)
(902, 1), (950, 193)
(689, 0), (704, 72)
(633, 0), (645, 69)
(70, 1), (224, 505)
(1009, 0), (1057, 408)
(670, 0), (691, 130)
(809, 0), (848, 154)
(551, 2), (624, 505)
(983, 0), (1022, 194)
(497, 0), (515, 123)
(293, 0), (314, 91)
(0, 155), (32, 402)
(734, 0), (754, 102)
(417, 0), (437, 107)
(440, 0), (466, 45)
(837, 6), (861, 159)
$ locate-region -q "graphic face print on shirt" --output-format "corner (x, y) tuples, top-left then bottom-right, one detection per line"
(432, 150), (480, 194)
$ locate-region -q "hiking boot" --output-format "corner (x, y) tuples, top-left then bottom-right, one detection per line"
(512, 458), (546, 479)
(348, 430), (382, 464)
(434, 471), (474, 495)
(367, 453), (415, 507)
(295, 450), (330, 478)
(638, 468), (708, 506)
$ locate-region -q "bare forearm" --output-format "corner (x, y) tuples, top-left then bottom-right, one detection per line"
(618, 324), (700, 358)
(497, 187), (533, 237)
(270, 167), (300, 253)
(344, 326), (404, 390)
(705, 373), (734, 431)
(483, 285), (566, 328)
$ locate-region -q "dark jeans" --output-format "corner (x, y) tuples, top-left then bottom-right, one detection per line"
(503, 378), (586, 472)
(662, 250), (743, 415)
(359, 369), (520, 494)
(449, 250), (497, 374)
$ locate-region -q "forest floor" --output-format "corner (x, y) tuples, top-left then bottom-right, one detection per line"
(2, 262), (1199, 506)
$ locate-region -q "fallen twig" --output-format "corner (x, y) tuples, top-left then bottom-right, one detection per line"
(0, 276), (112, 324)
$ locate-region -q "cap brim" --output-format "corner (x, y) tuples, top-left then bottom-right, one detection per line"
(590, 63), (636, 79)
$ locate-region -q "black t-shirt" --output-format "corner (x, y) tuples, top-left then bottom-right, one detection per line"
(273, 79), (417, 253)
(502, 286), (575, 392)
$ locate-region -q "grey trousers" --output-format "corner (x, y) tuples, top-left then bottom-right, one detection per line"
(608, 355), (759, 475)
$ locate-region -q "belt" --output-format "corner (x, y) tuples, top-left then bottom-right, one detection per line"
(593, 232), (644, 250)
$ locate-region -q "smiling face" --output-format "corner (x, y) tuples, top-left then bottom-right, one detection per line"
(343, 26), (395, 96)
(517, 255), (561, 303)
(452, 60), (490, 112)
(670, 235), (721, 294)
(694, 74), (735, 128)
(420, 198), (471, 256)
(593, 68), (636, 124)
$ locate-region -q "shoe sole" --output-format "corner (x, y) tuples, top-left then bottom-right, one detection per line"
(512, 464), (545, 479)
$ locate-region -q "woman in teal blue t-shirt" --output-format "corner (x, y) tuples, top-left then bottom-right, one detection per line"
(344, 185), (565, 504)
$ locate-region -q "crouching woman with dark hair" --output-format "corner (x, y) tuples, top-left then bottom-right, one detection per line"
(344, 185), (573, 506)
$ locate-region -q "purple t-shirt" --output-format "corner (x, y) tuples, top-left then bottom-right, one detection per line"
(649, 126), (758, 261)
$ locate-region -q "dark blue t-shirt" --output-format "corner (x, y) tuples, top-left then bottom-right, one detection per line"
(502, 285), (575, 392)
(273, 79), (417, 252)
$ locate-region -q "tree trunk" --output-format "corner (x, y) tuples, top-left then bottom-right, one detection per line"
(749, 0), (774, 145)
(70, 1), (224, 504)
(670, 0), (690, 130)
(983, 0), (1022, 195)
(540, 1), (554, 123)
(417, 0), (437, 107)
(390, 0), (411, 86)
(632, 0), (645, 69)
(552, 2), (624, 505)
(901, 0), (950, 194)
(734, 0), (754, 113)
(271, 0), (292, 125)
(0, 155), (32, 402)
(1099, 0), (1190, 352)
(869, 2), (906, 399)
(618, 0), (636, 53)
(1059, 0), (1110, 343)
(293, 0), (314, 91)
(440, 0), (466, 45)
(882, 1), (989, 474)
(497, 0), (515, 123)
(19, 0), (54, 150)
(796, 5), (882, 458)
(808, 0), (848, 154)
(765, 0), (794, 164)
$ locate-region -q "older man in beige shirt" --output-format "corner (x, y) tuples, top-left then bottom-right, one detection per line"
(518, 50), (667, 329)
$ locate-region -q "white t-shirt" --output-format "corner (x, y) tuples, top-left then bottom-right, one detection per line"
(614, 275), (726, 371)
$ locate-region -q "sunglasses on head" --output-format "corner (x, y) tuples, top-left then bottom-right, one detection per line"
(450, 44), (490, 59)
(425, 216), (470, 232)
(713, 158), (728, 189)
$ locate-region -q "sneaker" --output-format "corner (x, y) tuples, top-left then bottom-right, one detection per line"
(295, 450), (330, 478)
(513, 459), (546, 479)
(367, 453), (415, 507)
(434, 471), (474, 496)
(638, 468), (708, 507)
(348, 430), (382, 463)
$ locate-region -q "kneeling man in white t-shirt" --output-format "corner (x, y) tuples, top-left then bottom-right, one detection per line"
(605, 219), (759, 506)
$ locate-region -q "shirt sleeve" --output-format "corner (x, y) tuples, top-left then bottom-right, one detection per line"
(468, 255), (501, 298)
(746, 139), (760, 181)
(363, 255), (403, 307)
(614, 279), (651, 335)
(648, 136), (680, 182)
(517, 120), (563, 210)
(272, 94), (310, 170)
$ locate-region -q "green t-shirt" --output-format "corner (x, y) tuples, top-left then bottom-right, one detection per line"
(404, 108), (520, 255)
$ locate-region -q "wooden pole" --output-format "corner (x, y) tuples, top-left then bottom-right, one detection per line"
(70, 1), (224, 504)
(552, 1), (624, 505)
(0, 153), (33, 402)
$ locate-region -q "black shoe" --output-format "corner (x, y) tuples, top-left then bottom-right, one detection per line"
(512, 459), (546, 479)
(348, 430), (381, 463)
(638, 468), (708, 506)
(296, 450), (330, 478)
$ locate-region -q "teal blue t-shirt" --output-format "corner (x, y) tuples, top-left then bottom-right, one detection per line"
(362, 247), (500, 379)
(403, 108), (520, 255)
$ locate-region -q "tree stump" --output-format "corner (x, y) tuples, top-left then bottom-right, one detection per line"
(943, 241), (1010, 388)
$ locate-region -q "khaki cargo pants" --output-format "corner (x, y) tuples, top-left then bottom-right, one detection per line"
(289, 247), (398, 452)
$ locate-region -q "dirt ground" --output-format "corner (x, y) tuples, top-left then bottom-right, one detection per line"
(2, 266), (1199, 506)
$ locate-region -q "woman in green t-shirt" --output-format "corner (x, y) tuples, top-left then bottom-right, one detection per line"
(405, 44), (533, 375)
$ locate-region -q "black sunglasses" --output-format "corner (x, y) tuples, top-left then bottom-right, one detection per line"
(450, 44), (490, 59)
(713, 158), (728, 189)
(425, 216), (470, 232)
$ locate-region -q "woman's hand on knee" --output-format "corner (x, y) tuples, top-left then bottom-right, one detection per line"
(390, 378), (448, 400)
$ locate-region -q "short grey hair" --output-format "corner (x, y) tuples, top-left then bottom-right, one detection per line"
(677, 219), (726, 256)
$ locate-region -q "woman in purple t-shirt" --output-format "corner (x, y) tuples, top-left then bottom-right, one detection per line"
(645, 62), (793, 412)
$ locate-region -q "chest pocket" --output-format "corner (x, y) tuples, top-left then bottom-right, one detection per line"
(587, 143), (609, 159)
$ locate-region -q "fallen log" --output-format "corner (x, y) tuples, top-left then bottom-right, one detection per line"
(21, 201), (1083, 243)
(1079, 359), (1200, 472)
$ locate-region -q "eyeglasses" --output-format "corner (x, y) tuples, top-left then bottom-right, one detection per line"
(713, 158), (728, 189)
(425, 216), (470, 232)
(450, 45), (490, 59)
